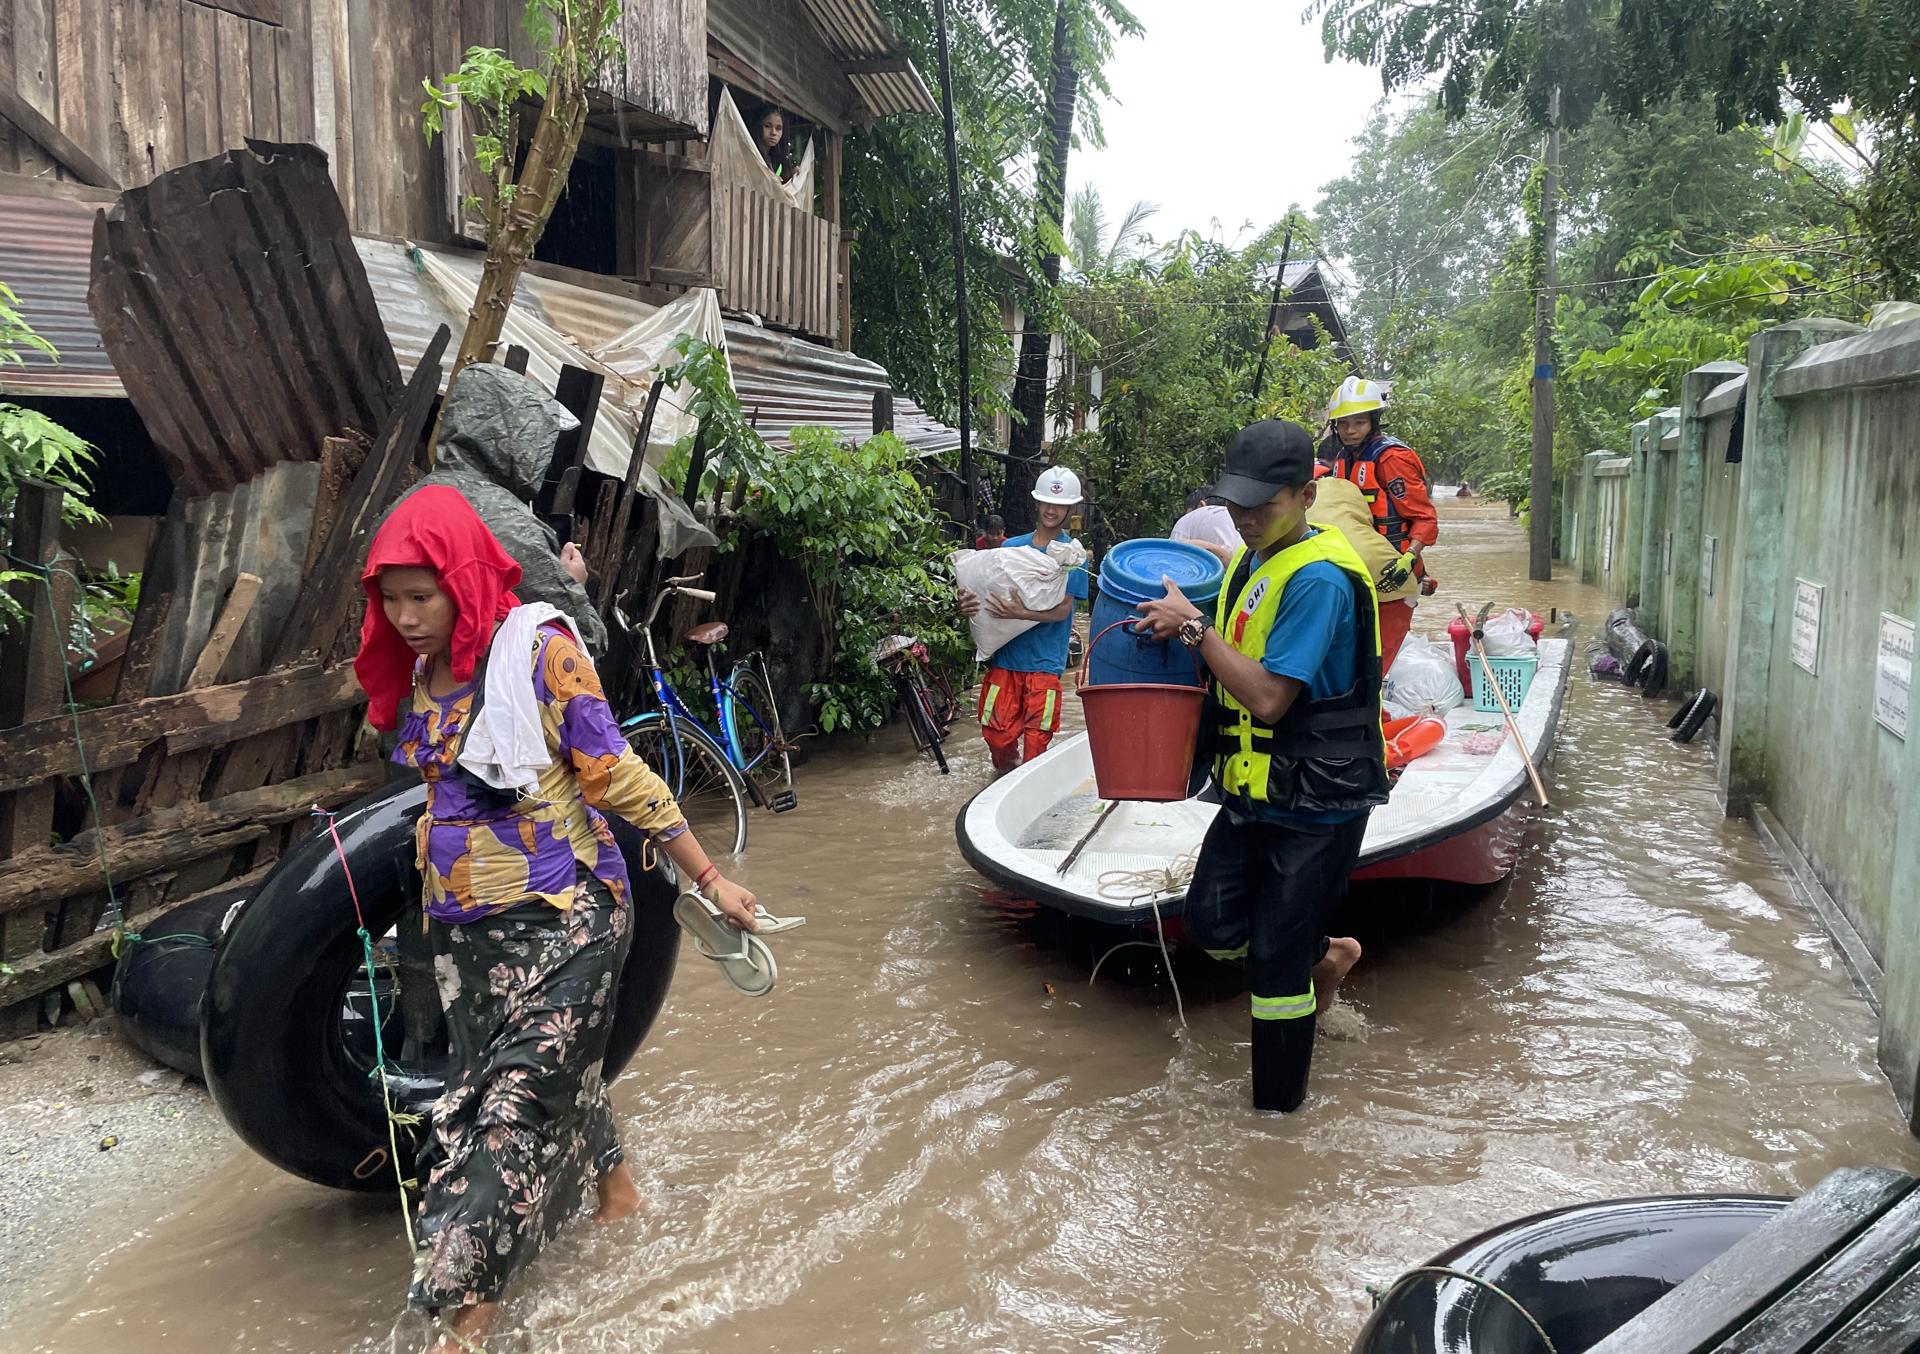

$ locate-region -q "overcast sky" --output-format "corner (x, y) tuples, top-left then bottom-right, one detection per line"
(1072, 0), (1401, 249)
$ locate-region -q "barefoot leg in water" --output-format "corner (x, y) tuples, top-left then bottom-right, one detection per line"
(595, 1161), (644, 1224)
(431, 1301), (499, 1353)
(1312, 936), (1362, 1007)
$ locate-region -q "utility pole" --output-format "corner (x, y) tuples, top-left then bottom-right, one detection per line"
(1528, 87), (1560, 581)
(1247, 220), (1296, 412)
(933, 0), (974, 532)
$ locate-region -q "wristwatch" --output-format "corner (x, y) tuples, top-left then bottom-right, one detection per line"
(1177, 613), (1212, 648)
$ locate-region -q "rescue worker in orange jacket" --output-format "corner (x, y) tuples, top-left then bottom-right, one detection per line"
(1316, 376), (1437, 673)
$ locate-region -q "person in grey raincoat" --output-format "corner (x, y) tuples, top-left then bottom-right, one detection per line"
(384, 362), (609, 655)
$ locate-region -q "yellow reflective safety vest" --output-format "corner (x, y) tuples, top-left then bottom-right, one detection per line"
(1209, 527), (1391, 814)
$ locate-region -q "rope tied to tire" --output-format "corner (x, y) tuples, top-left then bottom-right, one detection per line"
(312, 804), (422, 1254)
(1367, 1265), (1559, 1353)
(4, 551), (126, 961)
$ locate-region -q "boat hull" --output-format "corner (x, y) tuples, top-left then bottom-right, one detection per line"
(956, 637), (1573, 926)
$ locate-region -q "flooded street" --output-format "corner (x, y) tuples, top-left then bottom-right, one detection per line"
(13, 499), (1919, 1353)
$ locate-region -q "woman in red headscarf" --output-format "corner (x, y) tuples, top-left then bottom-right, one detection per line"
(355, 486), (757, 1351)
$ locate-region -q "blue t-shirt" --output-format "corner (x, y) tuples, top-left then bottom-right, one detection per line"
(1230, 533), (1366, 824)
(987, 532), (1090, 676)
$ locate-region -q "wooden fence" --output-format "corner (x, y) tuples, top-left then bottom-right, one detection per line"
(717, 182), (840, 343)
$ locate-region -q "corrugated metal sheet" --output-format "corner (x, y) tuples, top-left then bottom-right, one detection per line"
(88, 143), (405, 496)
(0, 193), (118, 398)
(725, 318), (957, 456)
(1, 191), (960, 463)
(799, 0), (939, 116)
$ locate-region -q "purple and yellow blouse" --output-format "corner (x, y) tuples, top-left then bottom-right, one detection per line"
(393, 623), (687, 923)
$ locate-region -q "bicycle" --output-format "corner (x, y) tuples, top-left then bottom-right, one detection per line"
(611, 576), (797, 856)
(872, 633), (959, 774)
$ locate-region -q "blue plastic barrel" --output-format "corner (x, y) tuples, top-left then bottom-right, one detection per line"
(1089, 539), (1226, 688)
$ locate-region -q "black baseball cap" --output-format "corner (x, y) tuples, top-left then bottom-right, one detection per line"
(1209, 420), (1315, 507)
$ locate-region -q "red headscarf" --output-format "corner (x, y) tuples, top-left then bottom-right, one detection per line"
(354, 485), (522, 731)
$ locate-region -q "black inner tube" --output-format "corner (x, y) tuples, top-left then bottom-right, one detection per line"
(201, 781), (681, 1192)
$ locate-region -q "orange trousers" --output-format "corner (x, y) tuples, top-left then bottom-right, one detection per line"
(1379, 598), (1414, 676)
(979, 667), (1064, 770)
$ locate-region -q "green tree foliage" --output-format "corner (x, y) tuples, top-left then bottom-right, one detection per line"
(0, 282), (101, 632)
(1054, 227), (1352, 545)
(1067, 186), (1159, 275)
(844, 0), (1137, 429)
(1315, 0), (1920, 286)
(654, 337), (968, 735)
(1313, 93), (1862, 486)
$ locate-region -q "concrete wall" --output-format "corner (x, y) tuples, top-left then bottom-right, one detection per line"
(1571, 317), (1920, 1134)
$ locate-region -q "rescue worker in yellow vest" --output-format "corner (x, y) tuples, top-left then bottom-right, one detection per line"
(1135, 420), (1390, 1112)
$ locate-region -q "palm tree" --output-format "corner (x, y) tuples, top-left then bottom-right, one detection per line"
(1068, 186), (1159, 274)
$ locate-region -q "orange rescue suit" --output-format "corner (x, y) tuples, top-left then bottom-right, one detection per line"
(1321, 434), (1439, 575)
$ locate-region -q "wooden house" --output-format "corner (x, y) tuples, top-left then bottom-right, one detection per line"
(0, 0), (933, 351)
(0, 1), (954, 1028)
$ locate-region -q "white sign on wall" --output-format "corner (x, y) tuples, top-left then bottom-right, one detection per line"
(1875, 613), (1913, 738)
(1603, 528), (1614, 572)
(1702, 536), (1717, 597)
(1791, 579), (1824, 675)
(1662, 530), (1674, 575)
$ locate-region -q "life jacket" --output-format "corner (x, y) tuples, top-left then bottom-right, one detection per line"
(1207, 529), (1390, 815)
(1321, 433), (1427, 564)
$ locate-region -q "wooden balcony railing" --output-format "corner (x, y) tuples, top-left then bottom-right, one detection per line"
(717, 182), (841, 343)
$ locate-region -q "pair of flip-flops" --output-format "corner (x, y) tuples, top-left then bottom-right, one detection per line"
(671, 889), (805, 997)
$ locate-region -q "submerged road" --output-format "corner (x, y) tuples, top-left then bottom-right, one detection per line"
(9, 497), (1919, 1352)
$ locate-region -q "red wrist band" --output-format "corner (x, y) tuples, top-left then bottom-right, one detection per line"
(694, 863), (720, 889)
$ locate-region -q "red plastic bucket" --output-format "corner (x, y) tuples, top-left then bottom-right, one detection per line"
(1076, 621), (1206, 802)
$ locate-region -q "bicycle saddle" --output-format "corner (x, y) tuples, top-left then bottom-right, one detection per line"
(686, 621), (730, 646)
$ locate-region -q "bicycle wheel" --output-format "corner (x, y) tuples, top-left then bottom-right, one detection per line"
(725, 662), (793, 797)
(897, 674), (950, 775)
(625, 713), (749, 855)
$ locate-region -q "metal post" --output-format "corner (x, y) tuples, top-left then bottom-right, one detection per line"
(1248, 223), (1296, 412)
(932, 0), (974, 531)
(1528, 88), (1560, 582)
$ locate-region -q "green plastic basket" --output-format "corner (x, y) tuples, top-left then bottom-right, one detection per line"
(1471, 654), (1537, 713)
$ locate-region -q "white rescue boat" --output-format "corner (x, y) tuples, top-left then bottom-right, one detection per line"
(956, 637), (1573, 925)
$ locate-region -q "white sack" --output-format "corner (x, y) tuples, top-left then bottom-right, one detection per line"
(951, 540), (1087, 661)
(1481, 608), (1539, 657)
(1383, 636), (1464, 717)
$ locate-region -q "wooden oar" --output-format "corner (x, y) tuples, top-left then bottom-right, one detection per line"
(1456, 602), (1550, 807)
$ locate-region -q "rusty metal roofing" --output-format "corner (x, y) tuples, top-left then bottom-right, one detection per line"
(799, 0), (939, 116)
(0, 192), (118, 398)
(1, 188), (958, 462)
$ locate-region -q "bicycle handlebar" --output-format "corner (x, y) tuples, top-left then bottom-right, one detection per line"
(678, 587), (717, 603)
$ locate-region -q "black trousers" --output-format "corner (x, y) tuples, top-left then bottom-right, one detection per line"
(1185, 810), (1370, 1112)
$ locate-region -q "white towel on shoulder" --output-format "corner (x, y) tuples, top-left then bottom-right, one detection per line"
(457, 602), (575, 797)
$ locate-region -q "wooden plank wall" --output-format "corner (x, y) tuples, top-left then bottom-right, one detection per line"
(0, 0), (316, 191)
(717, 181), (837, 342)
(613, 0), (709, 137)
(707, 0), (854, 133)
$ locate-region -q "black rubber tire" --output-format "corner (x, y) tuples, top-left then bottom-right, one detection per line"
(1673, 689), (1718, 744)
(1352, 1194), (1785, 1353)
(111, 883), (251, 1078)
(201, 780), (681, 1192)
(898, 673), (950, 774)
(625, 712), (749, 854)
(1624, 640), (1654, 687)
(1637, 642), (1669, 696)
(1666, 689), (1701, 729)
(726, 662), (792, 801)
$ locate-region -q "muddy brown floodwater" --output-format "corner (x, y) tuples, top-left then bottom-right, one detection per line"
(12, 498), (1920, 1353)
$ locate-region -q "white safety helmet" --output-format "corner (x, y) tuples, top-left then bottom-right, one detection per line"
(1031, 465), (1084, 505)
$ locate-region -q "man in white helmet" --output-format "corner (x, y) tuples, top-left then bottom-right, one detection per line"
(1317, 375), (1438, 672)
(957, 466), (1091, 770)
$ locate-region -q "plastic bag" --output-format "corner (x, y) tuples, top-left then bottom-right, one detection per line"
(951, 542), (1086, 661)
(1383, 636), (1464, 717)
(1481, 608), (1539, 657)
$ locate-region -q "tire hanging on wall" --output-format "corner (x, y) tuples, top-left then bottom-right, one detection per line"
(1672, 689), (1718, 744)
(201, 781), (682, 1192)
